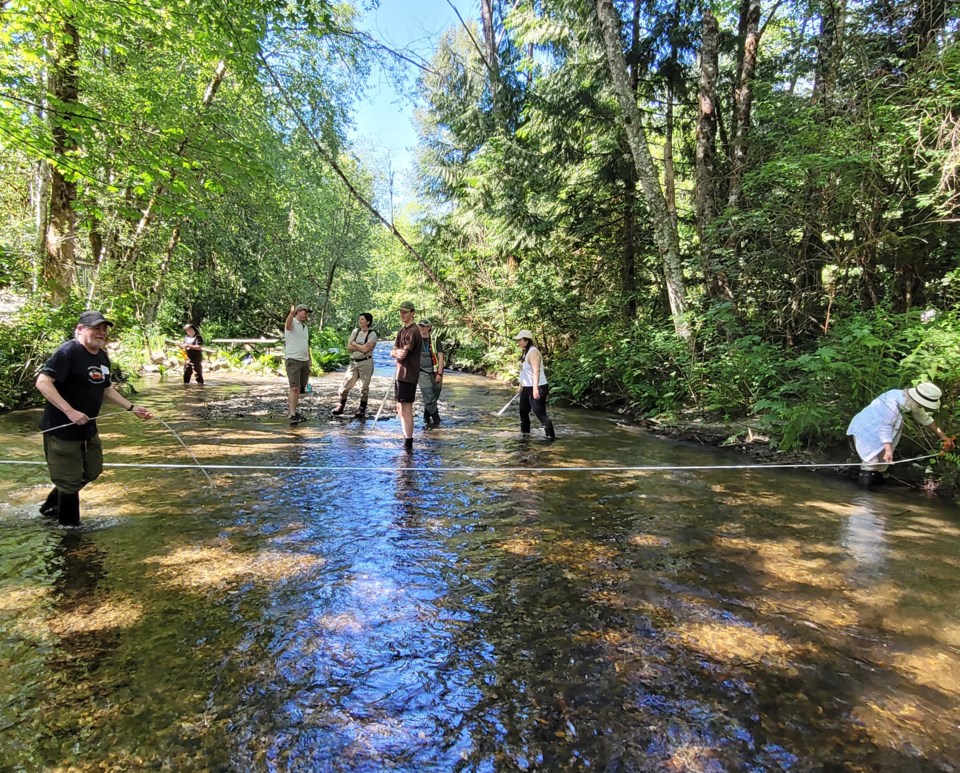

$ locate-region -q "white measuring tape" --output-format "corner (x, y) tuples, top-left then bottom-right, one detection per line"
(0, 454), (938, 474)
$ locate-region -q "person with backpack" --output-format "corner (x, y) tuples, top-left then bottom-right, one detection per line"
(331, 313), (378, 419)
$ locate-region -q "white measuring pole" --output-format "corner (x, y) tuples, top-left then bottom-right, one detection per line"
(496, 392), (519, 416)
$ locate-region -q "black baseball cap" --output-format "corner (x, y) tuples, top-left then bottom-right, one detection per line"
(78, 310), (114, 327)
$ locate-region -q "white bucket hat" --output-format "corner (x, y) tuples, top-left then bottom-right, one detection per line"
(907, 382), (942, 410)
(514, 329), (534, 341)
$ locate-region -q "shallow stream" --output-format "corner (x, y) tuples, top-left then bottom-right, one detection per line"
(1, 357), (959, 770)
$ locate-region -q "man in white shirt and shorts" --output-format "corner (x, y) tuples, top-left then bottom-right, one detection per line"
(284, 304), (311, 423)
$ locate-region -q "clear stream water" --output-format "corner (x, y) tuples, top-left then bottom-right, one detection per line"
(1, 355), (959, 771)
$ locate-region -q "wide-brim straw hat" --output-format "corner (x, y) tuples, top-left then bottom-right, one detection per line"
(907, 382), (942, 410)
(514, 329), (534, 340)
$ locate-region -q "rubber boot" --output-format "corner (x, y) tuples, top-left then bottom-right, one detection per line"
(353, 401), (367, 420)
(57, 491), (80, 527)
(857, 471), (874, 489)
(544, 420), (556, 440)
(39, 487), (59, 517)
(404, 437), (414, 451)
(331, 399), (346, 416)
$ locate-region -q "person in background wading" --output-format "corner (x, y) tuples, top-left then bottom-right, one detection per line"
(36, 311), (153, 526)
(515, 329), (556, 440)
(846, 381), (954, 488)
(182, 323), (204, 385)
(284, 304), (312, 424)
(331, 312), (378, 419)
(391, 301), (422, 451)
(417, 319), (444, 426)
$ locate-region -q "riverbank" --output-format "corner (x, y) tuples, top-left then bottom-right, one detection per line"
(631, 411), (953, 499)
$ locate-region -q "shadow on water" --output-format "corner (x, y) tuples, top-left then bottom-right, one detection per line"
(1, 368), (959, 769)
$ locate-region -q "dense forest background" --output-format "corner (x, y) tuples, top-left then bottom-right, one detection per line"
(1, 0), (959, 480)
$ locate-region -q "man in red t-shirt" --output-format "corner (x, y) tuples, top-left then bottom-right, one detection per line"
(391, 301), (422, 450)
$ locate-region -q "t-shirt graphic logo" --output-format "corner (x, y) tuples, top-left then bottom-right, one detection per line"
(87, 364), (109, 384)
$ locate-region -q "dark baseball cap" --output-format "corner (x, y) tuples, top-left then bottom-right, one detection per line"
(78, 310), (114, 327)
(417, 319), (432, 327)
(399, 301), (415, 312)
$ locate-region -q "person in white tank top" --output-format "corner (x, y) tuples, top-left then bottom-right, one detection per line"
(514, 329), (556, 440)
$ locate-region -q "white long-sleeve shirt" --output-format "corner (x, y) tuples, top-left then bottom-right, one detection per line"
(846, 389), (933, 462)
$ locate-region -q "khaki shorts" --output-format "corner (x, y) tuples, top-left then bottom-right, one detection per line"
(285, 359), (310, 390)
(43, 433), (103, 494)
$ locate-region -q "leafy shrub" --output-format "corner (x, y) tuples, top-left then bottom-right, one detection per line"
(310, 327), (350, 372)
(0, 298), (143, 411)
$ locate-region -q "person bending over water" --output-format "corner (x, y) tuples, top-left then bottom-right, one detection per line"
(847, 381), (953, 487)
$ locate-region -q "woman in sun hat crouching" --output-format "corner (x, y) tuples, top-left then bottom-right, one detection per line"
(846, 382), (953, 487)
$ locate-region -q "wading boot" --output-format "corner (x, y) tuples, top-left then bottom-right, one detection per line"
(857, 471), (874, 489)
(57, 491), (81, 527)
(404, 437), (414, 452)
(353, 401), (367, 420)
(331, 399), (346, 416)
(39, 487), (59, 518)
(544, 420), (556, 440)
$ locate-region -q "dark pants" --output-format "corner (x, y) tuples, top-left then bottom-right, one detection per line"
(519, 385), (550, 434)
(419, 371), (441, 422)
(184, 352), (204, 384)
(43, 433), (103, 494)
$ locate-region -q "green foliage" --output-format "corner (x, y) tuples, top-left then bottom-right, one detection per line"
(0, 304), (75, 411)
(543, 308), (960, 474)
(310, 326), (349, 372)
(0, 297), (144, 410)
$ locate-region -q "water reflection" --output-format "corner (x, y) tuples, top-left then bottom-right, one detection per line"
(842, 495), (888, 568)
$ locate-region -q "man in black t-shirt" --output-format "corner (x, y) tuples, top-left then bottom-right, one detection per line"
(36, 310), (153, 525)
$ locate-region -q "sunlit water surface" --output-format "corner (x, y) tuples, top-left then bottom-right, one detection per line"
(1, 362), (959, 771)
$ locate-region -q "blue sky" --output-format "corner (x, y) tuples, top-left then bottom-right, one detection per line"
(349, 0), (471, 186)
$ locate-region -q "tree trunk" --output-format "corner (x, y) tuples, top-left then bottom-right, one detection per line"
(318, 206), (356, 330)
(695, 10), (729, 301)
(319, 258), (339, 331)
(664, 80), (677, 238)
(727, 0), (760, 210)
(142, 225), (182, 325)
(621, 182), (637, 320)
(591, 0), (688, 339)
(43, 18), (80, 299)
(32, 159), (49, 293)
(480, 0), (500, 112)
(789, 0), (846, 340)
